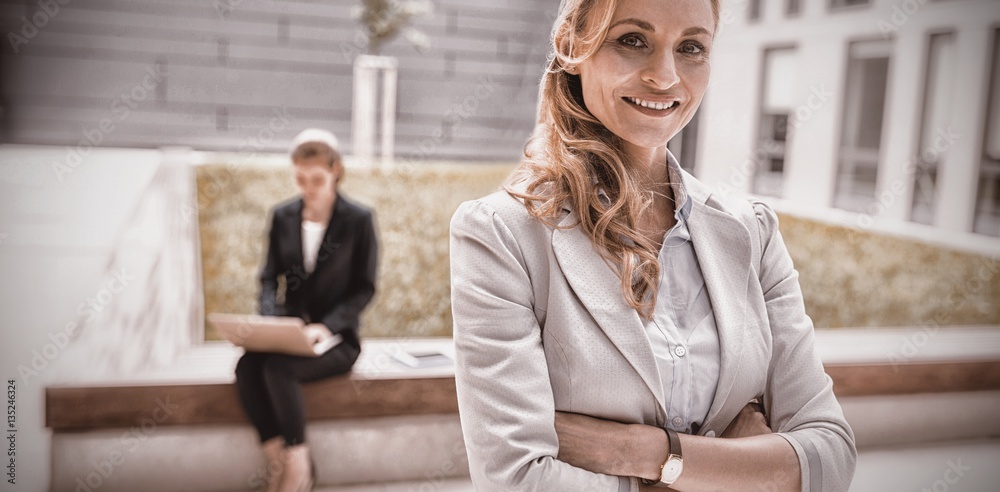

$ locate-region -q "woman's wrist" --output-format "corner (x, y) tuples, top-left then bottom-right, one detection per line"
(625, 423), (670, 482)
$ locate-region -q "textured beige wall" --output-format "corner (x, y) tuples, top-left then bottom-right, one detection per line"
(778, 215), (999, 329)
(197, 162), (516, 340)
(197, 163), (1000, 340)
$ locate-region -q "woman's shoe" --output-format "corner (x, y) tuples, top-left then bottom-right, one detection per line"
(262, 437), (285, 492)
(277, 445), (313, 492)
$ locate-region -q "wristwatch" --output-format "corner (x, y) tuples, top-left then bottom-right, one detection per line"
(659, 427), (683, 485)
(642, 427), (683, 486)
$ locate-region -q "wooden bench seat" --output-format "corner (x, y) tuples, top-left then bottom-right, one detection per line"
(45, 329), (1000, 431)
(46, 338), (459, 431)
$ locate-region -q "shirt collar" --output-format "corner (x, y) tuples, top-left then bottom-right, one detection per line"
(666, 149), (692, 223)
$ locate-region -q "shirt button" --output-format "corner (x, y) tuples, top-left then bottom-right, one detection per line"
(671, 416), (684, 427)
(705, 430), (716, 437)
(674, 345), (686, 357)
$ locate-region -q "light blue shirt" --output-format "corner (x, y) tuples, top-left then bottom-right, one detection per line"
(641, 158), (721, 435)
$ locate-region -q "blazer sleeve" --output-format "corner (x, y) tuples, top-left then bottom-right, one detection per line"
(258, 211), (283, 316)
(320, 210), (378, 336)
(450, 200), (633, 492)
(753, 200), (857, 492)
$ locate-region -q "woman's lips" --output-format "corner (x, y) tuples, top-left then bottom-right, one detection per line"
(623, 96), (681, 116)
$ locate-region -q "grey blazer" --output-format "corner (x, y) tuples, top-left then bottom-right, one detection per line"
(449, 165), (856, 492)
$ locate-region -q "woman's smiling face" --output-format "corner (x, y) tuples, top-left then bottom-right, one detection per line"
(575, 0), (715, 152)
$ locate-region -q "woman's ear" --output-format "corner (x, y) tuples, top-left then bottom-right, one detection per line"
(332, 162), (344, 185)
(564, 64), (579, 75)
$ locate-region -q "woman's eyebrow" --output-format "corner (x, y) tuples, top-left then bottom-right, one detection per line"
(609, 19), (712, 37)
(609, 18), (655, 32)
(682, 26), (711, 36)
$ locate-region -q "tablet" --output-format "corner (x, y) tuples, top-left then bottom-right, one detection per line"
(208, 313), (343, 357)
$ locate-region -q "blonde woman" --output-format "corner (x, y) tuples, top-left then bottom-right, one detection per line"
(449, 0), (856, 491)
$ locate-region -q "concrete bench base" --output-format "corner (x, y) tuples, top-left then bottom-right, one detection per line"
(54, 413), (468, 492)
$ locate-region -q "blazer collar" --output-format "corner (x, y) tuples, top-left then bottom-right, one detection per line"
(551, 150), (753, 427)
(684, 173), (754, 432)
(292, 194), (344, 276)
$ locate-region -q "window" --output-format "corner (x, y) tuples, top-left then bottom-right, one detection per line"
(974, 28), (1000, 236)
(786, 0), (802, 16)
(668, 107), (700, 174)
(753, 47), (797, 197)
(833, 40), (891, 213)
(748, 0), (762, 22)
(830, 0), (871, 9)
(910, 33), (956, 225)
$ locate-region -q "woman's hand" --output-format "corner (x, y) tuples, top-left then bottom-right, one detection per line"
(303, 323), (333, 346)
(720, 400), (772, 439)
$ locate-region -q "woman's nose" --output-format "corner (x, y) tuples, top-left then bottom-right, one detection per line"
(641, 50), (681, 90)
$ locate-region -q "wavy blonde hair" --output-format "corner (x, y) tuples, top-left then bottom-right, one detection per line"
(506, 0), (719, 319)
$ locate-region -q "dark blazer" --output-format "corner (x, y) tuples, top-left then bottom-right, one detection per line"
(258, 193), (378, 350)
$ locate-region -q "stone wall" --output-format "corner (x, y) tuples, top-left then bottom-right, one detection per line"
(197, 162), (1000, 339)
(778, 215), (999, 329)
(197, 161), (515, 339)
(2, 0), (554, 161)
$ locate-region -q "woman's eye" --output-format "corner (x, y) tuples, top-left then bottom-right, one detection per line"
(618, 34), (646, 49)
(681, 42), (706, 55)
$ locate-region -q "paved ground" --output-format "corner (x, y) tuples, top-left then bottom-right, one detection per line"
(317, 438), (1000, 492)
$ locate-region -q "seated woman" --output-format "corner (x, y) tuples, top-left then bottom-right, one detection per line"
(236, 129), (378, 492)
(449, 0), (856, 490)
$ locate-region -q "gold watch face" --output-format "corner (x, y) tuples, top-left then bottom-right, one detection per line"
(661, 455), (683, 483)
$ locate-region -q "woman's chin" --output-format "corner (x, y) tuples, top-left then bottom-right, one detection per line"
(619, 133), (675, 153)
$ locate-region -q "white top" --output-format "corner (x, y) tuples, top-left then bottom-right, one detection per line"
(301, 219), (327, 273)
(641, 158), (721, 435)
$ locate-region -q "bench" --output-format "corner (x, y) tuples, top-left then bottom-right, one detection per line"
(44, 329), (1000, 491)
(46, 338), (459, 431)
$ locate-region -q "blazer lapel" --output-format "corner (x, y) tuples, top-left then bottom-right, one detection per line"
(551, 212), (666, 413)
(547, 166), (755, 430)
(684, 182), (754, 433)
(310, 195), (344, 274)
(290, 198), (306, 274)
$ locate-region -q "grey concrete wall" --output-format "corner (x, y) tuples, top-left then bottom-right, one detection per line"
(0, 0), (558, 160)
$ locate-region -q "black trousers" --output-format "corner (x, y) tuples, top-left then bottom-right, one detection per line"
(235, 342), (360, 446)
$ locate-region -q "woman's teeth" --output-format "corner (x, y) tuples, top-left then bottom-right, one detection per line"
(626, 97), (678, 110)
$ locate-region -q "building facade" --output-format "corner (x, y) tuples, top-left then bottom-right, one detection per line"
(694, 0), (1000, 240)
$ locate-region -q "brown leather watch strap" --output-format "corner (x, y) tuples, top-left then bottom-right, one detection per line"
(640, 427), (682, 485)
(666, 427), (681, 458)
